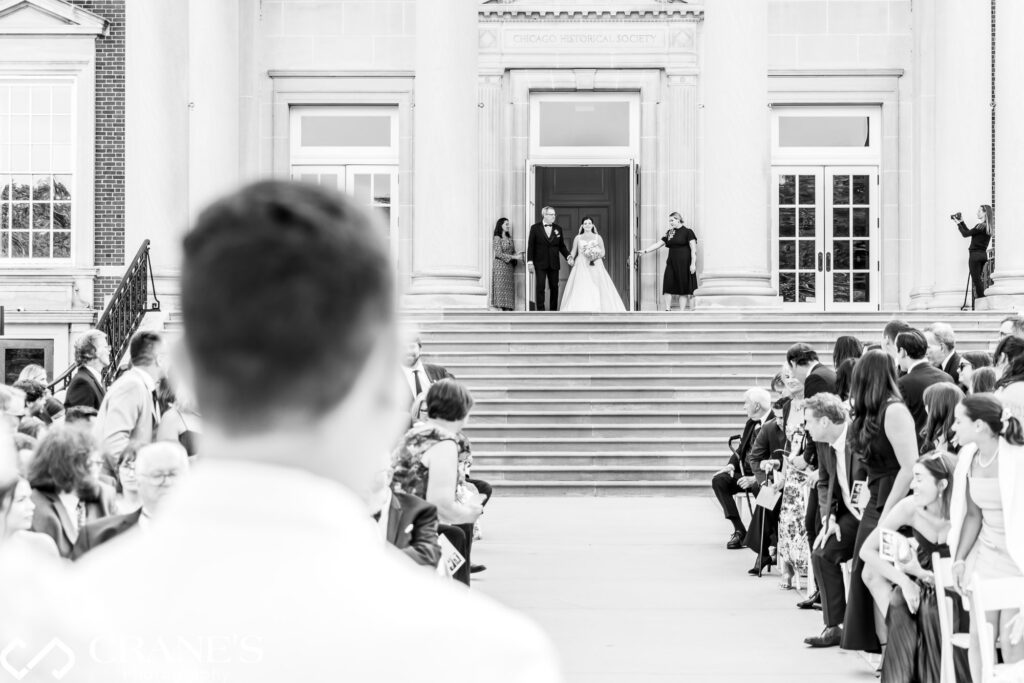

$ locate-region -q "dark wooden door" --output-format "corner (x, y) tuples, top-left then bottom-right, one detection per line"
(535, 166), (630, 308)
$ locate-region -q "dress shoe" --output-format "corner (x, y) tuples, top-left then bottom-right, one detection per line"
(726, 531), (745, 550)
(797, 591), (821, 610)
(748, 556), (774, 576)
(470, 564), (487, 574)
(804, 626), (843, 648)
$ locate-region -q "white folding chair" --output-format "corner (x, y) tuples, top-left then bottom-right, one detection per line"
(965, 575), (1024, 683)
(932, 553), (968, 683)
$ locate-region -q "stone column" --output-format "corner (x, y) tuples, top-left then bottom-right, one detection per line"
(928, 0), (991, 308)
(188, 0), (240, 221)
(986, 0), (1024, 308)
(478, 73), (505, 307)
(696, 0), (777, 307)
(661, 73), (699, 310)
(907, 0), (937, 309)
(406, 0), (484, 308)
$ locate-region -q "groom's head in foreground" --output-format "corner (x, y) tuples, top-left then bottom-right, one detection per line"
(180, 180), (405, 499)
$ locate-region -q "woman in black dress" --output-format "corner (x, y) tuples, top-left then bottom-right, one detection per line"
(639, 212), (698, 311)
(843, 350), (919, 656)
(953, 204), (993, 298)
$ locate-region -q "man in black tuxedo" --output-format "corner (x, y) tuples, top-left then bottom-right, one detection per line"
(710, 388), (772, 549)
(925, 322), (961, 386)
(896, 329), (954, 443)
(802, 393), (864, 648)
(72, 442), (190, 560)
(743, 397), (790, 574)
(64, 329), (109, 410)
(526, 206), (570, 312)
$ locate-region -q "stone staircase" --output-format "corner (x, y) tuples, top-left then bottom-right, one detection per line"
(408, 311), (1007, 496)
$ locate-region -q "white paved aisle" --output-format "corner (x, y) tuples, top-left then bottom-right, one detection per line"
(472, 496), (875, 682)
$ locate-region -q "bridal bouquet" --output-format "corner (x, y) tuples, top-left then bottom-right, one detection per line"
(580, 241), (604, 266)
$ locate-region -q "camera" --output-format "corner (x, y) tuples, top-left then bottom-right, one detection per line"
(951, 212), (962, 221)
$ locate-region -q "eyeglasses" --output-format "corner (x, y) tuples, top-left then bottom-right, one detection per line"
(119, 461), (136, 473)
(139, 471), (180, 484)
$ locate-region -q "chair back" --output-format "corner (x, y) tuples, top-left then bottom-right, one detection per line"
(932, 553), (958, 683)
(968, 575), (1024, 683)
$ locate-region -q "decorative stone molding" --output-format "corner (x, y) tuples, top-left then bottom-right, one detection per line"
(479, 1), (702, 24)
(0, 0), (107, 36)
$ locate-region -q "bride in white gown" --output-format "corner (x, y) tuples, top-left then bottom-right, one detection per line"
(560, 217), (627, 312)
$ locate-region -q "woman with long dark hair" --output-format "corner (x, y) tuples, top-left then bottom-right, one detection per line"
(835, 358), (857, 403)
(843, 350), (919, 654)
(490, 217), (517, 311)
(953, 204), (994, 298)
(919, 382), (964, 453)
(833, 336), (863, 368)
(957, 350), (992, 393)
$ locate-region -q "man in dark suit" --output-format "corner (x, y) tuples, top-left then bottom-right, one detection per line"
(802, 393), (864, 648)
(896, 329), (954, 442)
(375, 489), (441, 568)
(526, 206), (570, 312)
(402, 337), (454, 411)
(925, 322), (961, 386)
(882, 319), (914, 371)
(710, 388), (772, 549)
(787, 343), (836, 607)
(64, 329), (110, 410)
(743, 397), (791, 574)
(71, 441), (190, 560)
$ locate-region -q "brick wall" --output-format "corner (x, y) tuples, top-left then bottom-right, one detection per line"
(70, 0), (126, 307)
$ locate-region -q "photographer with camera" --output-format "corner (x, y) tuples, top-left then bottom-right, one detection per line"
(952, 204), (994, 299)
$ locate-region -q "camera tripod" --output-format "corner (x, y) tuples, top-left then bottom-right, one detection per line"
(960, 257), (995, 311)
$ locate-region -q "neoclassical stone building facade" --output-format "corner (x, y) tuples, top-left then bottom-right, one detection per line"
(0, 0), (1021, 376)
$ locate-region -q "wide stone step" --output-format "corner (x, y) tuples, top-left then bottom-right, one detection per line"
(444, 361), (787, 376)
(473, 464), (717, 482)
(423, 338), (994, 353)
(472, 451), (724, 466)
(469, 391), (746, 403)
(470, 436), (730, 452)
(464, 422), (737, 439)
(487, 480), (713, 496)
(471, 411), (743, 425)
(456, 373), (778, 387)
(422, 327), (997, 341)
(435, 350), (824, 363)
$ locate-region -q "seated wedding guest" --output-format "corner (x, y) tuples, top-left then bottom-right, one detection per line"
(919, 382), (964, 453)
(65, 329), (110, 410)
(835, 358), (856, 403)
(70, 181), (558, 682)
(28, 424), (115, 558)
(156, 371), (202, 457)
(369, 469), (440, 568)
(72, 442), (189, 560)
(803, 393), (863, 648)
(710, 388), (772, 550)
(0, 461), (60, 557)
(993, 334), (1024, 379)
(401, 337), (454, 411)
(970, 367), (998, 395)
(843, 350), (919, 655)
(833, 335), (863, 368)
(950, 394), (1024, 679)
(392, 379), (484, 586)
(998, 314), (1024, 340)
(16, 364), (48, 385)
(859, 451), (968, 683)
(64, 405), (98, 426)
(776, 406), (812, 591)
(114, 443), (141, 514)
(895, 329), (954, 442)
(958, 351), (992, 392)
(925, 322), (961, 385)
(744, 396), (790, 575)
(94, 330), (166, 478)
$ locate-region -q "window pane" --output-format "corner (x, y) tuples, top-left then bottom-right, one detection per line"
(539, 101), (630, 147)
(31, 145), (49, 171)
(779, 272), (796, 303)
(0, 176), (8, 200)
(32, 203), (49, 229)
(31, 115), (48, 144)
(11, 145), (29, 171)
(10, 87), (29, 114)
(53, 203), (70, 229)
(11, 115), (28, 141)
(834, 209), (850, 237)
(779, 208), (795, 237)
(778, 175), (795, 205)
(31, 231), (49, 258)
(0, 233), (7, 256)
(798, 175), (815, 205)
(300, 115), (391, 147)
(0, 203), (6, 228)
(319, 173), (338, 189)
(833, 240), (850, 269)
(853, 240), (870, 269)
(51, 87), (71, 114)
(0, 115), (8, 144)
(852, 208), (870, 236)
(779, 240), (795, 270)
(11, 231), (28, 256)
(852, 175), (870, 204)
(833, 272), (850, 303)
(53, 175), (70, 200)
(833, 175), (850, 205)
(799, 240), (816, 269)
(373, 174), (390, 204)
(853, 273), (870, 302)
(52, 145), (70, 171)
(799, 208), (816, 237)
(30, 86), (49, 112)
(11, 203), (27, 229)
(798, 272), (816, 302)
(4, 348), (45, 385)
(52, 231), (70, 258)
(52, 115), (71, 145)
(779, 116), (870, 147)
(352, 173), (370, 202)
(32, 174), (49, 200)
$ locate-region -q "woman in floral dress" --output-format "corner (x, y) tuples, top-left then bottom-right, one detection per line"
(491, 218), (517, 310)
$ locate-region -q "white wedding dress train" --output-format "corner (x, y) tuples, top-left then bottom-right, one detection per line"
(560, 236), (627, 313)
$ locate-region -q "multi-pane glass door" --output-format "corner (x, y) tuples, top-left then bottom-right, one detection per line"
(772, 166), (879, 311)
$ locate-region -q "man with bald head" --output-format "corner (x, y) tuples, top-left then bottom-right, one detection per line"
(71, 442), (189, 559)
(710, 387), (773, 549)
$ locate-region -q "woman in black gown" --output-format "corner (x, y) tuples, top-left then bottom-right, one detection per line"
(844, 350), (920, 655)
(639, 212), (698, 311)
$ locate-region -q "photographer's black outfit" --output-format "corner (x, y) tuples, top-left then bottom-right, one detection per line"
(957, 219), (991, 298)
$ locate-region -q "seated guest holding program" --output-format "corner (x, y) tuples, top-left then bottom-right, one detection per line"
(72, 441), (189, 560)
(369, 469), (440, 568)
(710, 388), (773, 550)
(392, 379), (484, 586)
(69, 181), (559, 682)
(744, 396), (790, 575)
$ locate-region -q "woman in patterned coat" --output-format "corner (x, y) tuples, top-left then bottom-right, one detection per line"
(491, 218), (517, 311)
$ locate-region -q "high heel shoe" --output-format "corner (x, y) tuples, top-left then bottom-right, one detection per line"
(748, 556), (774, 576)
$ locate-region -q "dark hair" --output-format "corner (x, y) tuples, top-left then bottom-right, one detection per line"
(920, 382), (964, 453)
(995, 335), (1024, 388)
(425, 379), (474, 422)
(863, 343), (882, 353)
(64, 406), (98, 424)
(895, 329), (928, 360)
(12, 380), (45, 403)
(835, 358), (857, 402)
(578, 216), (598, 235)
(832, 336), (863, 367)
(917, 451), (958, 519)
(770, 372), (786, 393)
(971, 367), (998, 395)
(961, 351), (992, 371)
(883, 319), (913, 343)
(0, 475), (19, 529)
(27, 424), (99, 497)
(786, 343), (819, 367)
(181, 180), (394, 434)
(129, 331), (162, 367)
(492, 217), (509, 238)
(803, 393), (847, 425)
(849, 349), (903, 454)
(960, 393), (1024, 446)
(16, 417), (46, 440)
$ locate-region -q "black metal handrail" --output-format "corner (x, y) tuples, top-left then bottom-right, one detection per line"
(49, 240), (161, 393)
